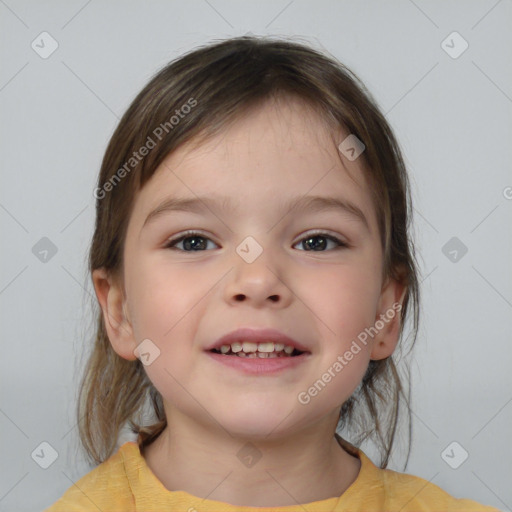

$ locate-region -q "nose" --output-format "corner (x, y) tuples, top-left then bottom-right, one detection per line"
(224, 247), (292, 308)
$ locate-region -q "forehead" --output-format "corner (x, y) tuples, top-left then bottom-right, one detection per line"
(131, 98), (377, 231)
(187, 97), (345, 162)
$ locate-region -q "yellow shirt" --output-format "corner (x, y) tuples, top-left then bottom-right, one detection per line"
(45, 440), (500, 512)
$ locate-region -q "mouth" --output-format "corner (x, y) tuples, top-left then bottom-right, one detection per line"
(209, 341), (306, 358)
(207, 342), (310, 375)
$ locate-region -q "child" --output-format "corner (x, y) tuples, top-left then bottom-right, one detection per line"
(45, 35), (500, 511)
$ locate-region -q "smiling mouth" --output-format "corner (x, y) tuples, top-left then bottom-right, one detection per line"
(210, 348), (305, 359)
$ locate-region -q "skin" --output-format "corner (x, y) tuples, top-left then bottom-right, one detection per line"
(93, 97), (406, 507)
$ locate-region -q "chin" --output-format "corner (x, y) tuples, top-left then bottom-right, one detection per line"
(217, 402), (305, 439)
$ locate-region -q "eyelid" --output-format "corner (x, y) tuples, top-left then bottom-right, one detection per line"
(163, 229), (217, 247)
(294, 229), (350, 246)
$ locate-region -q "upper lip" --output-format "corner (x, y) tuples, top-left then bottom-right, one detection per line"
(205, 328), (310, 353)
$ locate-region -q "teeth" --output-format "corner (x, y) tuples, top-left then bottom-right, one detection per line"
(231, 342), (243, 353)
(242, 341), (258, 353)
(214, 340), (300, 355)
(257, 342), (274, 353)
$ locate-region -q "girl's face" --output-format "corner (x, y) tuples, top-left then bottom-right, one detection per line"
(95, 98), (405, 438)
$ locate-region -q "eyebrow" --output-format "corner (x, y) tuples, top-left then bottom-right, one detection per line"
(142, 194), (370, 232)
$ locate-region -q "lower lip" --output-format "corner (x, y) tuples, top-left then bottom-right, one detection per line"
(206, 351), (310, 374)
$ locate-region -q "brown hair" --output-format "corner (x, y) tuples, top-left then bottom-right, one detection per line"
(79, 35), (420, 469)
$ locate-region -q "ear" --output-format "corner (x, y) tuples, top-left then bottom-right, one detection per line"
(369, 273), (407, 361)
(92, 268), (138, 361)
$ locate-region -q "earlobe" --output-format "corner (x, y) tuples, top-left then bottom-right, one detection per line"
(92, 268), (138, 361)
(370, 275), (407, 361)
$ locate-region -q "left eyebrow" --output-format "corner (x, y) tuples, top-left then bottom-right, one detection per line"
(142, 194), (370, 232)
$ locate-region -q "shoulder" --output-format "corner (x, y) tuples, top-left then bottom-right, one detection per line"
(43, 442), (137, 512)
(380, 467), (501, 511)
(344, 444), (501, 512)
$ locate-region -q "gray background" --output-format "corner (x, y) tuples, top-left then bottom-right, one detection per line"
(1, 1), (511, 511)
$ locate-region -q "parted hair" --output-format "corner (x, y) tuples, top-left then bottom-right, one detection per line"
(79, 35), (420, 469)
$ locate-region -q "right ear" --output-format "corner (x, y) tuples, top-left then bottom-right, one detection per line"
(92, 268), (138, 361)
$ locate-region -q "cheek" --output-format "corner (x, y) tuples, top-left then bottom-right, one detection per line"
(300, 263), (381, 336)
(297, 262), (381, 400)
(127, 254), (196, 333)
(125, 257), (204, 375)
(126, 259), (201, 401)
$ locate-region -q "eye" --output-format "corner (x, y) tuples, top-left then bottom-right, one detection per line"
(163, 230), (348, 252)
(164, 231), (218, 252)
(293, 231), (348, 252)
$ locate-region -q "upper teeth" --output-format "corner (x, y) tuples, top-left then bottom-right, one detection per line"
(219, 342), (295, 354)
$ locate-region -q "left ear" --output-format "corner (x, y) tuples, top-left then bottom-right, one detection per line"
(370, 273), (407, 361)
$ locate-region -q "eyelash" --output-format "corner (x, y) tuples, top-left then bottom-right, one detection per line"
(163, 230), (348, 252)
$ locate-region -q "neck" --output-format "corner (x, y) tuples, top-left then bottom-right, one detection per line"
(142, 409), (361, 507)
